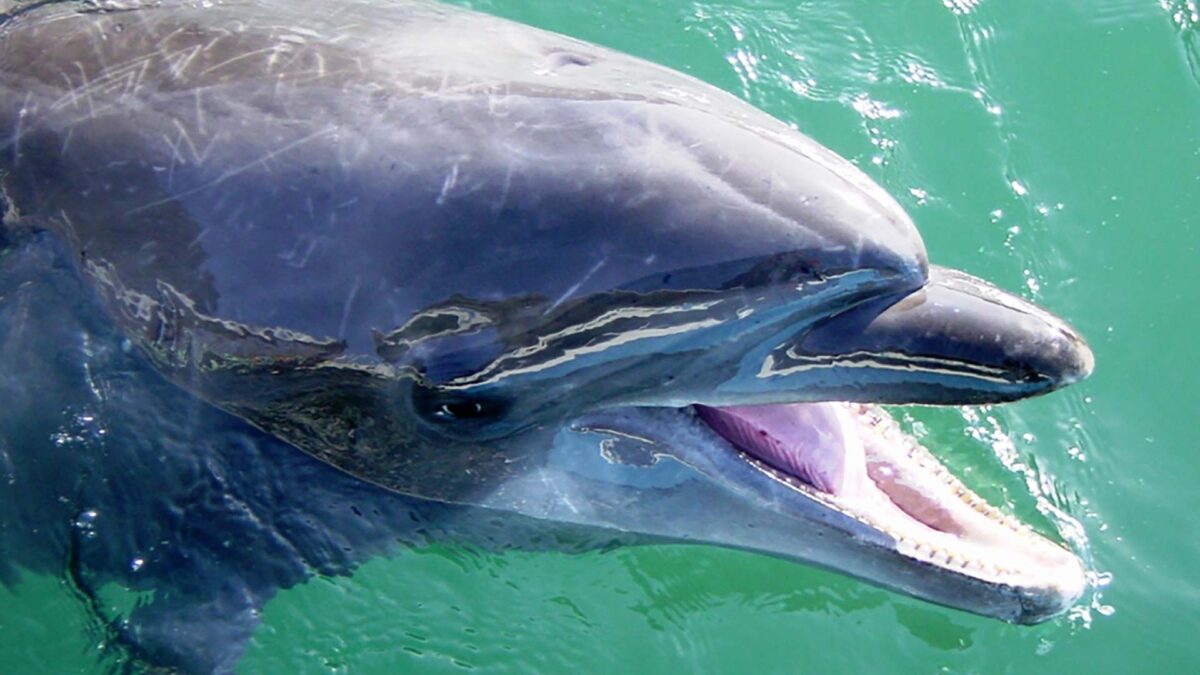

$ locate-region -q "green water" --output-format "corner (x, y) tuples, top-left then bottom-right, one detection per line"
(3, 0), (1199, 672)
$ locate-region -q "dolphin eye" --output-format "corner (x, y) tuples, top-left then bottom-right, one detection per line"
(436, 400), (488, 420)
(413, 387), (507, 426)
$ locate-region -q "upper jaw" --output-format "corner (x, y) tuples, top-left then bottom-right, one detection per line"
(708, 266), (1095, 408)
(448, 259), (1094, 426)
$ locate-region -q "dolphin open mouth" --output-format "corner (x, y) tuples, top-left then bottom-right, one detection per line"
(692, 400), (1086, 620)
(454, 265), (1094, 623)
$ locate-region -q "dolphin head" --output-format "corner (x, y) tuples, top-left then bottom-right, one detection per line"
(342, 105), (1093, 624)
(0, 0), (1093, 628)
(385, 253), (1093, 626)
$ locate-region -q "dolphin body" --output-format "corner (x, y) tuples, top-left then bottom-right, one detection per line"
(0, 0), (1094, 670)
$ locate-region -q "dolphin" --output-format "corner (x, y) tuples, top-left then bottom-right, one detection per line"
(0, 0), (1094, 670)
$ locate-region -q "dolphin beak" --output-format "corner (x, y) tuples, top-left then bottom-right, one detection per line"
(758, 265), (1094, 404)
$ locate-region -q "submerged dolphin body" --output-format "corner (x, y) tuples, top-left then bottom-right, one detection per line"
(0, 0), (1094, 670)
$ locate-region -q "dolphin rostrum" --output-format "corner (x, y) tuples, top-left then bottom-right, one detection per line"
(0, 0), (1095, 668)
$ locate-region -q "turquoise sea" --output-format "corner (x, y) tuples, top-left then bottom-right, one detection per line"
(2, 0), (1198, 672)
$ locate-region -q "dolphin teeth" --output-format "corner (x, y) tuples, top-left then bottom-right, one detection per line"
(703, 400), (1083, 595)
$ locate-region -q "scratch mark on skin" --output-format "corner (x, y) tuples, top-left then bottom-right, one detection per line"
(277, 235), (321, 269)
(496, 163), (513, 214)
(74, 62), (96, 119)
(165, 123), (197, 170)
(338, 274), (362, 339)
(162, 132), (185, 189)
(170, 118), (223, 166)
(539, 469), (578, 515)
(54, 73), (80, 112)
(547, 258), (607, 313)
(120, 56), (152, 98)
(290, 68), (355, 87)
(60, 126), (74, 156)
(10, 93), (32, 163)
(193, 89), (207, 137)
(162, 43), (205, 80)
(50, 55), (155, 122)
(313, 51), (327, 79)
(200, 46), (282, 77)
(277, 45), (312, 77)
(436, 162), (459, 205)
(57, 209), (77, 238)
(127, 126), (336, 215)
(267, 42), (289, 72)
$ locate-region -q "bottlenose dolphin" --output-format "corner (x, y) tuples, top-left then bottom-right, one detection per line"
(0, 0), (1095, 670)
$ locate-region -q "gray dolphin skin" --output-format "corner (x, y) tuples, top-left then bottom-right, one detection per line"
(0, 0), (1095, 664)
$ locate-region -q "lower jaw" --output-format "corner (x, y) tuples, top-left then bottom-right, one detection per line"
(693, 400), (1087, 607)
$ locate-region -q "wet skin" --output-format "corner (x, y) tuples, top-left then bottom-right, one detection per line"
(0, 0), (1094, 671)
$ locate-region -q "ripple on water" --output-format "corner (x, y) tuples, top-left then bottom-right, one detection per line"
(1160, 0), (1200, 85)
(956, 405), (1112, 628)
